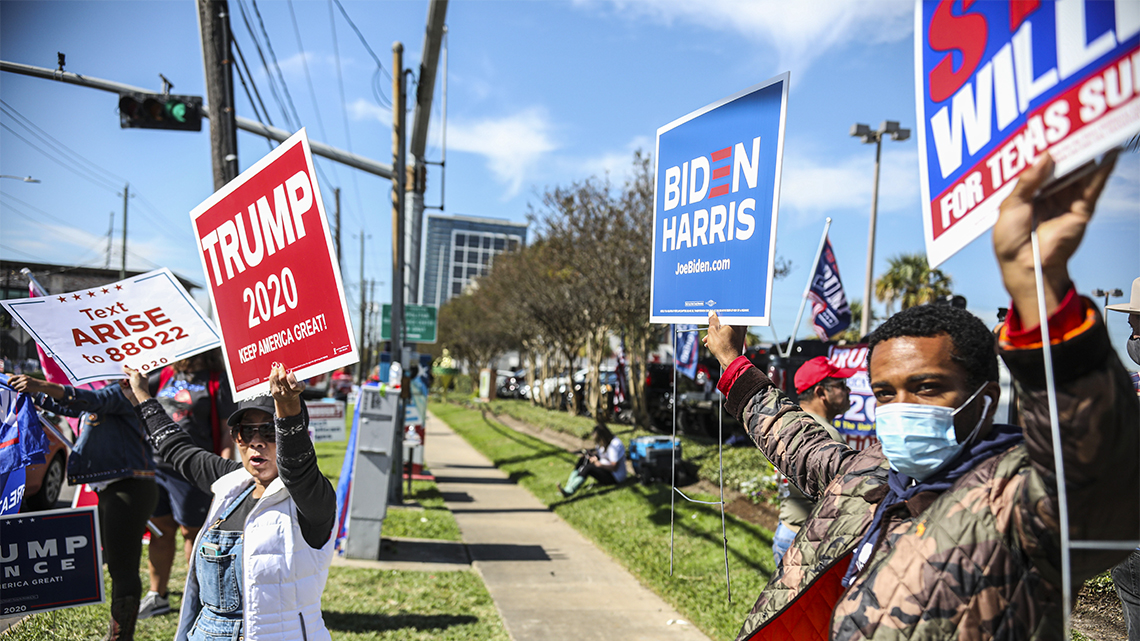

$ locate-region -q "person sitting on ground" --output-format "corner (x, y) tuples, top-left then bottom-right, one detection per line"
(120, 362), (337, 641)
(558, 421), (627, 496)
(704, 151), (1138, 640)
(771, 357), (855, 567)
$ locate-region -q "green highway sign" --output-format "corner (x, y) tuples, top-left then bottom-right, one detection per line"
(380, 304), (438, 343)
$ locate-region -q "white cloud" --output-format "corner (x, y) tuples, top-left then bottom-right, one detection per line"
(347, 98), (391, 126)
(779, 145), (920, 227)
(447, 108), (558, 198)
(580, 0), (913, 73)
(573, 135), (653, 183)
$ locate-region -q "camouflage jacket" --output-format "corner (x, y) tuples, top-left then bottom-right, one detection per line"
(729, 309), (1139, 640)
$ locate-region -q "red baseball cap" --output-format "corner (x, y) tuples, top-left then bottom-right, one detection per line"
(794, 356), (857, 394)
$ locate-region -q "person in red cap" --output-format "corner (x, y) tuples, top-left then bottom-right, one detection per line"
(769, 357), (857, 566)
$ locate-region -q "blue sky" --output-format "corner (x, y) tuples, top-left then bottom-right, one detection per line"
(1, 0), (1137, 364)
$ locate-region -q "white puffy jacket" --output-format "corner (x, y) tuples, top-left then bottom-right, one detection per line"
(176, 468), (335, 641)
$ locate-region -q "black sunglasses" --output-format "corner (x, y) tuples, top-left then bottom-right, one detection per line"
(231, 421), (275, 443)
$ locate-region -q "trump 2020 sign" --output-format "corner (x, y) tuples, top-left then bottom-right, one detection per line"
(190, 129), (358, 401)
(650, 73), (789, 326)
(916, 0), (1140, 267)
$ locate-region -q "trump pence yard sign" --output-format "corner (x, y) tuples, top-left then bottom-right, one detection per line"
(916, 0), (1140, 267)
(190, 129), (357, 401)
(650, 73), (789, 326)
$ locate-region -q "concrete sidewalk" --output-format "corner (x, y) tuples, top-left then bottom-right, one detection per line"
(424, 410), (711, 641)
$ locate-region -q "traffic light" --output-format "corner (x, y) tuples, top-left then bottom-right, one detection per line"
(118, 92), (203, 131)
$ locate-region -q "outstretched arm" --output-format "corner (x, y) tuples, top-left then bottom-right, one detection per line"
(992, 150), (1138, 585)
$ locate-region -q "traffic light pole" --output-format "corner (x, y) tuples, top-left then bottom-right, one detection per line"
(197, 0), (239, 189)
(0, 60), (395, 179)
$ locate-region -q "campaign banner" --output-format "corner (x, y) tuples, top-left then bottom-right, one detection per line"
(307, 400), (346, 442)
(190, 129), (358, 401)
(807, 237), (852, 340)
(650, 73), (789, 325)
(827, 344), (878, 451)
(0, 507), (103, 615)
(673, 324), (699, 380)
(0, 269), (221, 385)
(916, 0), (1140, 267)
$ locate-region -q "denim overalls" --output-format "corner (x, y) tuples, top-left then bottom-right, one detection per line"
(189, 484), (255, 641)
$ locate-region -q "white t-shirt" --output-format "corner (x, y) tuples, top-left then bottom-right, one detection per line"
(597, 437), (627, 483)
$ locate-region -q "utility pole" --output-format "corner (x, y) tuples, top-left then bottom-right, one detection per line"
(390, 42), (407, 507)
(120, 183), (129, 279)
(358, 232), (367, 382)
(334, 187), (342, 273)
(407, 0), (449, 305)
(198, 0), (239, 189)
(391, 43), (406, 372)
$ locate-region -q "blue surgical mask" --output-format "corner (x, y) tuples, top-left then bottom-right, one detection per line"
(875, 385), (992, 481)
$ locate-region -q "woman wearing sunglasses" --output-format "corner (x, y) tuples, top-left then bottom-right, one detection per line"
(120, 362), (336, 641)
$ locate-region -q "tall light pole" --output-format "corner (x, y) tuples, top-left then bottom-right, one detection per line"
(851, 120), (909, 338)
(1091, 287), (1124, 317)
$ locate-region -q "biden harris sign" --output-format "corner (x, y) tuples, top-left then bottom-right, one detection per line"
(650, 73), (789, 326)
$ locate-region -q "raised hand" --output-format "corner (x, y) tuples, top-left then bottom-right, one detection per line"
(993, 150), (1118, 328)
(268, 362), (304, 418)
(703, 311), (748, 370)
(118, 365), (151, 407)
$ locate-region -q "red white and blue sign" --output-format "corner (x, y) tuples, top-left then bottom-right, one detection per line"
(807, 237), (852, 340)
(0, 507), (104, 614)
(916, 0), (1140, 267)
(650, 73), (789, 325)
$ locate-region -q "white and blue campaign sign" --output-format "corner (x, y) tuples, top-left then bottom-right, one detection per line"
(0, 506), (104, 614)
(807, 237), (851, 340)
(650, 73), (789, 325)
(916, 0), (1140, 267)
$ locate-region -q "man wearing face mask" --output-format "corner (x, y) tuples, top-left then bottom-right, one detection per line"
(705, 151), (1138, 641)
(1106, 277), (1140, 640)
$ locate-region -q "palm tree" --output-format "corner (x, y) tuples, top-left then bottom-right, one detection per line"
(874, 254), (953, 315)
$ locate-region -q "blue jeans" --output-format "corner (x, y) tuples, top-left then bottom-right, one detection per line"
(772, 521), (797, 567)
(1113, 550), (1140, 641)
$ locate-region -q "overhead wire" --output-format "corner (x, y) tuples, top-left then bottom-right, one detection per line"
(249, 0), (304, 129)
(0, 100), (128, 187)
(235, 0), (296, 131)
(231, 41), (276, 152)
(327, 0), (366, 234)
(330, 0), (391, 108)
(0, 122), (120, 195)
(232, 38), (276, 131)
(1, 201), (106, 267)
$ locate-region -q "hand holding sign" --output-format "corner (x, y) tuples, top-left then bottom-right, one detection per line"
(994, 150), (1119, 328)
(268, 362), (304, 419)
(118, 365), (151, 407)
(703, 311), (748, 371)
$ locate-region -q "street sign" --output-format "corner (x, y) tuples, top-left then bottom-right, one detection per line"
(650, 73), (789, 326)
(189, 129), (358, 401)
(0, 507), (104, 615)
(916, 0), (1140, 267)
(380, 304), (437, 343)
(0, 269), (221, 385)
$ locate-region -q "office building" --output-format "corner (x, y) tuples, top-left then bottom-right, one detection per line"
(419, 214), (528, 307)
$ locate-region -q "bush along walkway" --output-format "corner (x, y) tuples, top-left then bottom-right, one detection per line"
(429, 401), (780, 641)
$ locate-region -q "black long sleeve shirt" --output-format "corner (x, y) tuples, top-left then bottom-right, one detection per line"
(137, 398), (336, 549)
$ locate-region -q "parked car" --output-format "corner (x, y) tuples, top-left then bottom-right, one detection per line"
(497, 368), (528, 399)
(22, 410), (73, 511)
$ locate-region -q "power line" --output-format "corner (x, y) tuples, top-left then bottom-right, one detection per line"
(235, 0), (296, 130)
(231, 41), (276, 152)
(231, 36), (278, 149)
(328, 0), (366, 233)
(287, 0), (329, 144)
(249, 0), (304, 129)
(331, 0), (391, 107)
(0, 99), (128, 186)
(0, 121), (120, 195)
(0, 202), (106, 266)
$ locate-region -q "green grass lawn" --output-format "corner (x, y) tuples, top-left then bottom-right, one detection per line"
(430, 400), (777, 641)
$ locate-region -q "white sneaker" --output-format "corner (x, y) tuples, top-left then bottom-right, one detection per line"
(137, 591), (171, 619)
